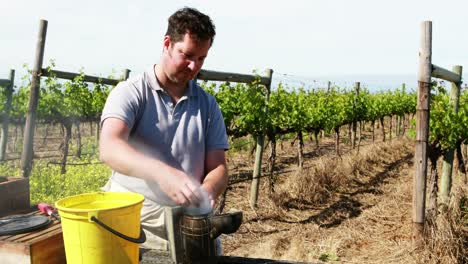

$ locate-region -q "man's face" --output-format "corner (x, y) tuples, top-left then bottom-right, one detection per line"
(163, 32), (211, 85)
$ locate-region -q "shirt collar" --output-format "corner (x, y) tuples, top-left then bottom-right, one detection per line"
(146, 65), (198, 97)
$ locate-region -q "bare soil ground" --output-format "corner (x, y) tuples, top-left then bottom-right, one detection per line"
(220, 135), (466, 263)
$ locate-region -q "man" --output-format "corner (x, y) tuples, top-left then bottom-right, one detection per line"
(99, 7), (229, 250)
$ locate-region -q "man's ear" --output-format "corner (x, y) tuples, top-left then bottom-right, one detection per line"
(163, 36), (171, 52)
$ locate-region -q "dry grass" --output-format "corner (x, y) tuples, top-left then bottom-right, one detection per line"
(418, 185), (468, 264)
(222, 137), (467, 263)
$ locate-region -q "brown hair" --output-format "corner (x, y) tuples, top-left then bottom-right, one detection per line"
(165, 7), (216, 46)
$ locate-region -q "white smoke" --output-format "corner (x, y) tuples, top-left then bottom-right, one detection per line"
(184, 186), (213, 215)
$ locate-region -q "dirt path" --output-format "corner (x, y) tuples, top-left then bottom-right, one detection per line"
(222, 138), (420, 263)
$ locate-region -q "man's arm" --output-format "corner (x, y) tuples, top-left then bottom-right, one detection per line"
(100, 117), (203, 206)
(201, 149), (228, 206)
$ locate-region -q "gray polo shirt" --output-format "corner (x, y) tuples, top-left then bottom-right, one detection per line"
(101, 66), (229, 205)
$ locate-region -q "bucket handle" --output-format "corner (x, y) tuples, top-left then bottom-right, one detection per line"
(90, 216), (146, 244)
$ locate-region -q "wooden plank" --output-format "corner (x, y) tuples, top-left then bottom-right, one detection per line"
(197, 69), (270, 86)
(0, 177), (30, 217)
(0, 238), (30, 254)
(5, 231), (36, 242)
(431, 64), (461, 83)
(41, 69), (121, 86)
(0, 79), (10, 87)
(26, 224), (61, 244)
(17, 223), (60, 243)
(0, 235), (16, 242)
(0, 177), (29, 192)
(30, 231), (65, 264)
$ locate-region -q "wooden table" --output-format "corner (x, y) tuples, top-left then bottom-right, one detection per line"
(0, 211), (65, 264)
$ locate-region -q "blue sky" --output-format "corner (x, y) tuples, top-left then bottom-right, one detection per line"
(1, 0), (467, 91)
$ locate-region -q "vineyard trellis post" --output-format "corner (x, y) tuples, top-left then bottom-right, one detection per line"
(196, 69), (273, 209)
(0, 69), (15, 161)
(250, 69), (273, 208)
(20, 20), (48, 178)
(414, 20), (432, 245)
(413, 20), (462, 244)
(399, 83), (407, 136)
(351, 82), (360, 149)
(440, 65), (463, 208)
(20, 19), (127, 177)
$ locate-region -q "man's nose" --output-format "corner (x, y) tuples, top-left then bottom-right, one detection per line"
(187, 60), (197, 71)
(187, 59), (200, 71)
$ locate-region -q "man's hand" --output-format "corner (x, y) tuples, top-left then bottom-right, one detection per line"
(200, 184), (215, 208)
(100, 118), (205, 207)
(183, 184), (215, 215)
(158, 167), (204, 207)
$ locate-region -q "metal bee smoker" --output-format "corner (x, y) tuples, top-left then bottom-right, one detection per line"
(165, 206), (243, 264)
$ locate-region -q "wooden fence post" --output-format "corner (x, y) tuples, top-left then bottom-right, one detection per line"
(352, 82), (360, 149)
(440, 65), (462, 208)
(249, 69), (273, 209)
(0, 69), (14, 161)
(413, 20), (432, 244)
(20, 19), (48, 178)
(399, 83), (407, 136)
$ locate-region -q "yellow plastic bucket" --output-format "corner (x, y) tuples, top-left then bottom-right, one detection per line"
(56, 192), (146, 264)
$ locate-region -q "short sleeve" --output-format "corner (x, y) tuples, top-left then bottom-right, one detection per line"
(100, 81), (142, 129)
(206, 98), (230, 151)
